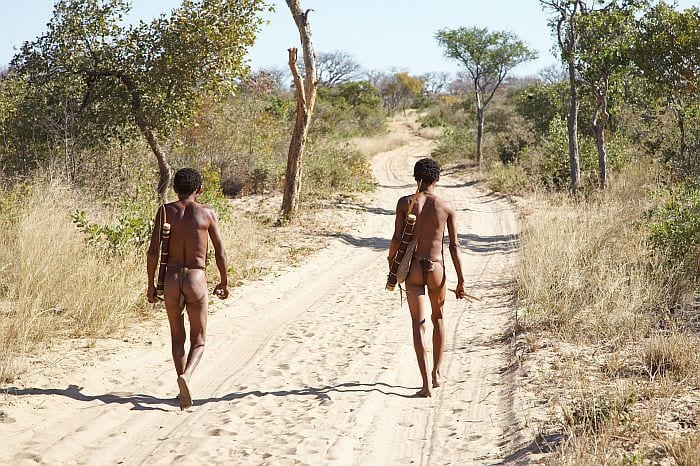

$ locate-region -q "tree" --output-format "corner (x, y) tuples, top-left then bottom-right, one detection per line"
(435, 26), (537, 168)
(10, 0), (267, 202)
(315, 50), (361, 87)
(381, 72), (424, 112)
(281, 1), (318, 218)
(633, 2), (700, 162)
(576, 4), (641, 188)
(421, 71), (451, 96)
(540, 0), (585, 192)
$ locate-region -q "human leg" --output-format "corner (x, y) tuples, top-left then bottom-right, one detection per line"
(406, 262), (431, 397)
(175, 269), (208, 409)
(427, 263), (447, 388)
(164, 270), (187, 375)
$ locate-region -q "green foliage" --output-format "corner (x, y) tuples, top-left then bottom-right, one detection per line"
(304, 144), (373, 194)
(565, 392), (635, 433)
(5, 0), (269, 195)
(515, 82), (569, 137)
(487, 163), (532, 195)
(418, 113), (445, 128)
(645, 186), (700, 270)
(616, 453), (646, 466)
(197, 165), (233, 222)
(432, 126), (474, 166)
(313, 81), (385, 137)
(72, 194), (157, 256)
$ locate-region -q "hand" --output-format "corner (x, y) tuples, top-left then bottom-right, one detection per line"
(147, 284), (158, 303)
(214, 283), (229, 300)
(454, 282), (466, 300)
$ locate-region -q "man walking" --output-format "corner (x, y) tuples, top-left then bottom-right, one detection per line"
(388, 158), (466, 397)
(147, 168), (229, 410)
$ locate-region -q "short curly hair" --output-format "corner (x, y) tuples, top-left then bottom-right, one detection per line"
(413, 158), (440, 185)
(173, 168), (202, 196)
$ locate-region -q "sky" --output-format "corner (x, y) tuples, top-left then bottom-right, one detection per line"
(1, 0), (697, 78)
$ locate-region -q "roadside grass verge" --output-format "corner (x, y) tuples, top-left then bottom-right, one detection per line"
(514, 163), (700, 464)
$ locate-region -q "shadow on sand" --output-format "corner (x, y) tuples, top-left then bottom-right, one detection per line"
(1, 381), (419, 411)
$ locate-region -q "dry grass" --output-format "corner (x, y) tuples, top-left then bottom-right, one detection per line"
(349, 131), (413, 159)
(517, 164), (690, 347)
(0, 180), (275, 383)
(0, 182), (144, 382)
(664, 432), (700, 466)
(514, 162), (700, 464)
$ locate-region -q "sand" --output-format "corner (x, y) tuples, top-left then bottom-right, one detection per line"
(0, 121), (523, 465)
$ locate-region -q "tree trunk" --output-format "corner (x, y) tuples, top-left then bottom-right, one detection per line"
(476, 107), (484, 169)
(566, 56), (581, 193)
(121, 75), (172, 203)
(281, 47), (311, 217)
(593, 88), (609, 190)
(281, 1), (317, 219)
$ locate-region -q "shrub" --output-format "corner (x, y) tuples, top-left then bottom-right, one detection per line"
(431, 125), (474, 166)
(645, 186), (700, 272)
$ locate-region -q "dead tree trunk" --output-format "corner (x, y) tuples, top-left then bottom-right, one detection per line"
(281, 1), (317, 219)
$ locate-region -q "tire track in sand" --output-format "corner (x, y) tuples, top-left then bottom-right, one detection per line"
(1, 119), (521, 465)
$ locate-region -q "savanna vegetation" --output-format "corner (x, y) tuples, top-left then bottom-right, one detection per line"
(0, 0), (429, 383)
(425, 1), (700, 463)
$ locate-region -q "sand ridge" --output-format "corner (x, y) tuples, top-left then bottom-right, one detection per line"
(1, 121), (522, 465)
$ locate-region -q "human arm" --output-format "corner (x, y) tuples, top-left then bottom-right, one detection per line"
(446, 205), (466, 299)
(388, 197), (407, 268)
(146, 207), (162, 303)
(208, 210), (229, 299)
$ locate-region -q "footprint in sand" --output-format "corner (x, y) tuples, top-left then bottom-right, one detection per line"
(207, 428), (236, 437)
(14, 452), (41, 461)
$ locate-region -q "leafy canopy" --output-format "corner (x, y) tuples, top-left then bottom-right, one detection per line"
(11, 0), (270, 142)
(435, 26), (537, 92)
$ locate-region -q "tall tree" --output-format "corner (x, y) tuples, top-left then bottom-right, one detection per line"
(435, 26), (537, 168)
(381, 72), (424, 112)
(281, 1), (318, 218)
(540, 0), (585, 192)
(10, 0), (267, 202)
(576, 4), (641, 189)
(633, 2), (700, 162)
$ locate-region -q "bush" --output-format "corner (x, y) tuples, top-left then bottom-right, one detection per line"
(304, 143), (373, 194)
(431, 126), (474, 166)
(645, 186), (700, 272)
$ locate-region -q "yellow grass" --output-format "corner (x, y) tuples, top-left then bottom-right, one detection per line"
(349, 131), (413, 159)
(0, 180), (272, 383)
(514, 162), (700, 464)
(0, 182), (144, 382)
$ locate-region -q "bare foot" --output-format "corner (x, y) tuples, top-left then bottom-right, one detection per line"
(177, 375), (192, 410)
(414, 387), (432, 398)
(432, 372), (446, 388)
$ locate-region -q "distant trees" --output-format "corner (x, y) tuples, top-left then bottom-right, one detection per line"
(436, 26), (537, 168)
(316, 50), (361, 87)
(382, 72), (424, 113)
(9, 0), (268, 201)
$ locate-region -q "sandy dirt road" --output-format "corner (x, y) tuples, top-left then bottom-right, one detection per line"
(1, 122), (521, 465)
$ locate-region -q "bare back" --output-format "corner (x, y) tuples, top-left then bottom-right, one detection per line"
(396, 192), (453, 260)
(164, 200), (215, 269)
